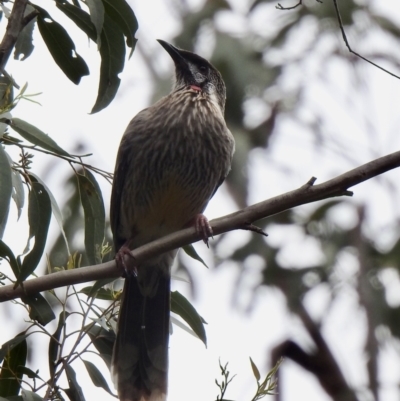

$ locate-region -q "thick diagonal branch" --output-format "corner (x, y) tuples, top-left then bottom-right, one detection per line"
(1, 149), (400, 302)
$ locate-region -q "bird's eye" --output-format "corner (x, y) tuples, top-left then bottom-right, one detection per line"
(199, 65), (208, 74)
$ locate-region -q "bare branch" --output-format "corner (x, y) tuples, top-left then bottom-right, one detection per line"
(332, 0), (400, 80)
(0, 0), (29, 73)
(1, 150), (400, 302)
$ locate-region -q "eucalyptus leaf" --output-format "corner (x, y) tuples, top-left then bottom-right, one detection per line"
(76, 170), (105, 265)
(86, 0), (104, 48)
(0, 146), (12, 239)
(82, 360), (113, 395)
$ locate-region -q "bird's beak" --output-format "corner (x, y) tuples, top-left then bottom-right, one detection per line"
(157, 40), (188, 69)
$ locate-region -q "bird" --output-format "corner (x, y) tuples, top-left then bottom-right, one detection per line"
(110, 39), (235, 401)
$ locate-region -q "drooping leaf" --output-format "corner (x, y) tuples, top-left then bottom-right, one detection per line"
(0, 334), (29, 364)
(30, 173), (70, 256)
(64, 365), (86, 401)
(183, 244), (208, 268)
(80, 285), (115, 300)
(10, 168), (25, 220)
(86, 0), (104, 48)
(48, 312), (69, 380)
(0, 334), (27, 397)
(14, 5), (36, 61)
(21, 389), (44, 401)
(76, 170), (105, 265)
(55, 1), (127, 113)
(21, 293), (55, 326)
(91, 13), (125, 113)
(8, 118), (70, 156)
(0, 146), (12, 239)
(82, 360), (113, 395)
(34, 5), (89, 85)
(0, 239), (19, 277)
(17, 181), (51, 283)
(86, 325), (115, 369)
(55, 1), (96, 41)
(101, 0), (138, 57)
(171, 291), (207, 346)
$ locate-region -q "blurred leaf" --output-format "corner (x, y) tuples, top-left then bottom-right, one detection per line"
(101, 0), (138, 57)
(21, 389), (44, 401)
(307, 200), (343, 223)
(14, 5), (36, 61)
(0, 239), (19, 277)
(82, 278), (116, 299)
(64, 365), (85, 401)
(8, 118), (70, 157)
(82, 360), (113, 395)
(48, 311), (69, 380)
(171, 290), (207, 346)
(17, 182), (51, 283)
(91, 13), (125, 113)
(183, 244), (208, 268)
(30, 172), (70, 256)
(76, 170), (105, 265)
(80, 285), (115, 300)
(249, 357), (261, 381)
(86, 0), (104, 47)
(34, 6), (89, 85)
(0, 334), (28, 364)
(86, 325), (115, 369)
(21, 293), (55, 326)
(0, 334), (27, 397)
(0, 76), (13, 111)
(10, 168), (24, 220)
(0, 146), (12, 239)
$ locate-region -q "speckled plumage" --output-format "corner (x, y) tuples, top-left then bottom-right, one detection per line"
(110, 40), (235, 401)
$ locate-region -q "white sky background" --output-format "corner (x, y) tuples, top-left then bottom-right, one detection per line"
(2, 0), (400, 400)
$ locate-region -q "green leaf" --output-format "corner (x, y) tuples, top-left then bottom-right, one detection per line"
(0, 334), (27, 397)
(86, 0), (104, 48)
(76, 170), (105, 265)
(34, 6), (89, 85)
(249, 357), (261, 382)
(171, 291), (207, 346)
(55, 1), (96, 41)
(101, 0), (137, 57)
(0, 76), (13, 111)
(82, 360), (113, 394)
(80, 284), (115, 300)
(183, 244), (208, 268)
(10, 168), (25, 221)
(48, 312), (69, 380)
(20, 293), (55, 326)
(17, 182), (51, 283)
(86, 325), (115, 369)
(8, 118), (70, 157)
(0, 146), (12, 239)
(91, 13), (125, 113)
(0, 334), (29, 364)
(30, 173), (70, 255)
(64, 365), (86, 401)
(55, 2), (126, 113)
(21, 389), (44, 401)
(0, 240), (19, 277)
(14, 5), (36, 61)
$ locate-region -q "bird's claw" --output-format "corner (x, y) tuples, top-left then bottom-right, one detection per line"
(194, 214), (213, 247)
(115, 245), (137, 277)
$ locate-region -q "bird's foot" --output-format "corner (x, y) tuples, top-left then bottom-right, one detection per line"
(115, 245), (137, 277)
(193, 213), (213, 247)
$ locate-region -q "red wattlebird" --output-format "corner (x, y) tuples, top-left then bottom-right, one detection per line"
(110, 40), (235, 401)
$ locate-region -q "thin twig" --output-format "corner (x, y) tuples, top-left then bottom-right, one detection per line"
(332, 0), (400, 80)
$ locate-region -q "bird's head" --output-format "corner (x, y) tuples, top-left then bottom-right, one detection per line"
(157, 39), (226, 112)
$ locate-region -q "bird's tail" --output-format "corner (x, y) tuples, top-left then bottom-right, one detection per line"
(112, 264), (171, 401)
